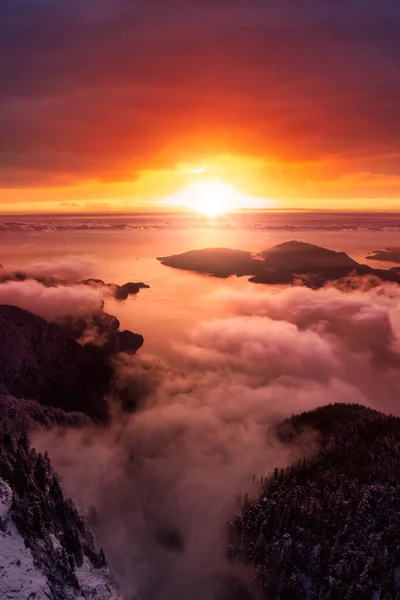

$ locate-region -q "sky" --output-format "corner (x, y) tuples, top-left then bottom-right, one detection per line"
(1, 0), (400, 213)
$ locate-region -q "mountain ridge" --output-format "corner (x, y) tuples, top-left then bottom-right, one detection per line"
(231, 402), (400, 599)
(0, 304), (143, 422)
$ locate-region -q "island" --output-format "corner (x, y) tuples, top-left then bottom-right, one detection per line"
(158, 241), (400, 287)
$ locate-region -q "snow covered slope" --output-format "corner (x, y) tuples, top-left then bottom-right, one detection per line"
(0, 427), (127, 600)
(0, 479), (52, 599)
(0, 478), (123, 599)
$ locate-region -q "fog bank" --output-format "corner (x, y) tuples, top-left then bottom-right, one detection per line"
(32, 279), (400, 598)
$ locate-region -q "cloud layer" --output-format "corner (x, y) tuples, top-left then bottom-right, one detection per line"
(32, 277), (400, 599)
(23, 257), (96, 280)
(5, 255), (98, 280)
(1, 0), (400, 200)
(0, 280), (103, 321)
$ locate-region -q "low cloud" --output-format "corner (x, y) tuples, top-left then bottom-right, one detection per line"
(5, 255), (98, 280)
(0, 279), (103, 321)
(34, 381), (302, 600)
(33, 279), (398, 596)
(32, 278), (400, 599)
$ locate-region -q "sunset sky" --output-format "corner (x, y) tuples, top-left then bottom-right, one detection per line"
(2, 0), (400, 214)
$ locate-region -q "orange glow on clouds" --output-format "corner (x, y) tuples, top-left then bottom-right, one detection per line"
(2, 1), (400, 214)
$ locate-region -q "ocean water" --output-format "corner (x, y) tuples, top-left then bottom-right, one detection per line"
(1, 210), (400, 354)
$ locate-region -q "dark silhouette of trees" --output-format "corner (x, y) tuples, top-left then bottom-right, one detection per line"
(230, 403), (400, 599)
(0, 428), (106, 597)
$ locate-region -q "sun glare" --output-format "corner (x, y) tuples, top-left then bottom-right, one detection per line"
(172, 180), (247, 216)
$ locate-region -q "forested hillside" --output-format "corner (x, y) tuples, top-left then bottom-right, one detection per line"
(231, 404), (400, 599)
(0, 427), (122, 599)
(0, 304), (143, 422)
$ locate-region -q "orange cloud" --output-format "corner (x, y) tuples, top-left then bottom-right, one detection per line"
(1, 1), (400, 211)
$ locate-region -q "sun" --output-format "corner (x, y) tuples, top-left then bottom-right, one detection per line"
(172, 179), (246, 216)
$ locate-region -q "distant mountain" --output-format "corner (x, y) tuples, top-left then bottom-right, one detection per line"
(158, 241), (400, 287)
(82, 278), (150, 300)
(0, 430), (123, 599)
(367, 247), (400, 263)
(231, 403), (400, 599)
(259, 240), (358, 270)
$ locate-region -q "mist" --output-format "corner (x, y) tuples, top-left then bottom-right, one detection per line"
(1, 255), (98, 280)
(0, 279), (103, 321)
(29, 277), (400, 599)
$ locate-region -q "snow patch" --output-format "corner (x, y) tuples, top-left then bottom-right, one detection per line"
(0, 479), (12, 518)
(75, 558), (123, 600)
(0, 478), (124, 599)
(48, 533), (62, 554)
(0, 479), (52, 599)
